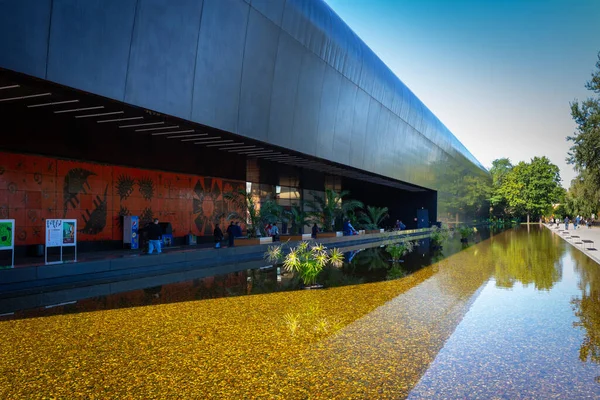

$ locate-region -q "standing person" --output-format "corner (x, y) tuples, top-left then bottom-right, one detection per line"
(270, 223), (280, 242)
(213, 223), (224, 249)
(575, 215), (580, 230)
(588, 217), (593, 229)
(564, 216), (569, 230)
(226, 221), (235, 247)
(234, 221), (243, 238)
(147, 218), (163, 255)
(311, 223), (319, 239)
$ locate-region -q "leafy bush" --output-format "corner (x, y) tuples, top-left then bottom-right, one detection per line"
(385, 238), (415, 263)
(265, 242), (344, 286)
(458, 225), (475, 239)
(430, 224), (452, 246)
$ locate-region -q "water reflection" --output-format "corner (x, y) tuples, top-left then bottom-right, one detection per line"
(490, 226), (564, 290)
(571, 248), (600, 370)
(4, 226), (599, 398)
(409, 226), (600, 398)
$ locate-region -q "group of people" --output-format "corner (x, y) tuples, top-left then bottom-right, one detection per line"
(213, 221), (243, 248)
(148, 215), (410, 254)
(550, 214), (595, 230)
(264, 223), (280, 241)
(213, 221), (284, 248)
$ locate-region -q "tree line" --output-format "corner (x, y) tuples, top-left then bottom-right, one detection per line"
(565, 53), (600, 219)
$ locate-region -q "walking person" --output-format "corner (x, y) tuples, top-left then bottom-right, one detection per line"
(214, 223), (224, 249)
(226, 221), (235, 247)
(146, 218), (163, 255)
(564, 216), (569, 230)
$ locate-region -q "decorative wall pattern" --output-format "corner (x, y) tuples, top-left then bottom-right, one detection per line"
(0, 152), (245, 246)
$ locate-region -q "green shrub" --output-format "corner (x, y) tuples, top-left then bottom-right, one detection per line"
(265, 242), (344, 286)
(385, 238), (415, 263)
(430, 224), (452, 246)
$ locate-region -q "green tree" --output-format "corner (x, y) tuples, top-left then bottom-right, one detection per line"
(489, 158), (513, 219)
(567, 53), (600, 218)
(567, 52), (600, 188)
(565, 173), (599, 218)
(358, 206), (389, 230)
(499, 157), (562, 223)
(305, 189), (363, 232)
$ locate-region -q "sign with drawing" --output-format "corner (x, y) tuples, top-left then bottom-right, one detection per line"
(0, 219), (15, 268)
(45, 219), (77, 264)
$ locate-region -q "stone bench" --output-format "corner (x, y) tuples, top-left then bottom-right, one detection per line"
(581, 239), (595, 250)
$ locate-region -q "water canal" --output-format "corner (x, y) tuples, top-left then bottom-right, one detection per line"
(1, 226), (599, 398)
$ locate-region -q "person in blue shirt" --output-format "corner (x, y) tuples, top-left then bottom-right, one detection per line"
(343, 219), (358, 236)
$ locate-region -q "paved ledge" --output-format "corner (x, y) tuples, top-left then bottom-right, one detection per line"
(544, 223), (600, 264)
(0, 229), (431, 299)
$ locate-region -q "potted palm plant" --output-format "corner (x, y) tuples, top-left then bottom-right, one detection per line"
(285, 204), (312, 239)
(359, 206), (389, 233)
(305, 189), (363, 234)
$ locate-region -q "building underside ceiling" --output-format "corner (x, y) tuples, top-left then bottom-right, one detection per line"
(0, 69), (426, 193)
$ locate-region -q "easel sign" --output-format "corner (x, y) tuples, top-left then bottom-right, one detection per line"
(0, 219), (15, 268)
(45, 219), (77, 265)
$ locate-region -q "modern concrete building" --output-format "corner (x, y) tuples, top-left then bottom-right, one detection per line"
(0, 0), (489, 252)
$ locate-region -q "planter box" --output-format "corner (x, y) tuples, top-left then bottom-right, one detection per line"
(236, 237), (272, 247)
(365, 229), (379, 234)
(318, 232), (344, 238)
(285, 233), (313, 241)
(319, 232), (337, 238)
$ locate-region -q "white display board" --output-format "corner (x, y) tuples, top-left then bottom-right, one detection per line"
(45, 219), (77, 264)
(0, 219), (15, 268)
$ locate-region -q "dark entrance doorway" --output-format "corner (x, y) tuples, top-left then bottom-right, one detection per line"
(417, 209), (429, 228)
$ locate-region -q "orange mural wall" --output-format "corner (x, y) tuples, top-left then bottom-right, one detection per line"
(0, 152), (245, 246)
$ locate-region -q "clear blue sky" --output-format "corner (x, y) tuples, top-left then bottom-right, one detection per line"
(324, 0), (600, 186)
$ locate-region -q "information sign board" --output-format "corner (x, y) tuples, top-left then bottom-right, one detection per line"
(45, 219), (77, 264)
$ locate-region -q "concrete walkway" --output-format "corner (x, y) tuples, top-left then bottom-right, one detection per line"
(544, 223), (600, 264)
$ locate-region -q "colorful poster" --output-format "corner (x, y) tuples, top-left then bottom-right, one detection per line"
(0, 220), (15, 250)
(46, 219), (63, 247)
(63, 221), (75, 244)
